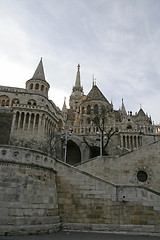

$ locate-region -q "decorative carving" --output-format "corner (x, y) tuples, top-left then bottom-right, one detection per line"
(133, 165), (153, 186)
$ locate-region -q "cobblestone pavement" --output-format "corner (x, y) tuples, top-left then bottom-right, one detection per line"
(1, 231), (160, 240)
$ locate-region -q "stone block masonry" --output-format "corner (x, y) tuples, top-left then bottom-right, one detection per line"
(56, 160), (160, 235)
(1, 144), (160, 236)
(76, 141), (160, 192)
(0, 146), (61, 235)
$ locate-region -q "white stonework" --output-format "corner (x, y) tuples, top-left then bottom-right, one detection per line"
(0, 59), (160, 236)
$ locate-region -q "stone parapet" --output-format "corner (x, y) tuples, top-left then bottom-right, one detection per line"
(0, 145), (56, 170)
(0, 145), (60, 236)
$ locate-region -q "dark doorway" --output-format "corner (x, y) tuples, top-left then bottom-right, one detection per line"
(90, 146), (100, 158)
(66, 140), (81, 165)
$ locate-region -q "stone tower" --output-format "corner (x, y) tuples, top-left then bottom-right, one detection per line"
(69, 64), (83, 110)
(26, 58), (50, 97)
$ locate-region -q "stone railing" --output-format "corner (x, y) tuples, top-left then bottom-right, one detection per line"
(0, 145), (56, 170)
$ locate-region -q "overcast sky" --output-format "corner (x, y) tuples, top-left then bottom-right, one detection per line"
(0, 0), (160, 123)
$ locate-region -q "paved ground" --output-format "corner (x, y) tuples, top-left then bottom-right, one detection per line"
(1, 231), (160, 240)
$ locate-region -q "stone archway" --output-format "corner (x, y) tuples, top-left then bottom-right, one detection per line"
(66, 140), (81, 165)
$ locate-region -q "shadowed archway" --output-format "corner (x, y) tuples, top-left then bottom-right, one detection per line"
(90, 146), (100, 158)
(66, 140), (81, 165)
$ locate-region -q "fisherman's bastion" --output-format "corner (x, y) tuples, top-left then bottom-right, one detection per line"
(1, 59), (160, 236)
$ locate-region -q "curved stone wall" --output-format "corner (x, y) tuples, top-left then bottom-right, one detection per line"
(0, 145), (60, 235)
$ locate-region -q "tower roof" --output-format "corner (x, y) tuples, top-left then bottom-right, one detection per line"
(121, 98), (127, 115)
(75, 64), (81, 87)
(87, 85), (109, 102)
(62, 97), (67, 112)
(31, 58), (46, 81)
(137, 108), (145, 117)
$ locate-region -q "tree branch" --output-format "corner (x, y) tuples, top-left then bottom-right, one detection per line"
(83, 136), (91, 148)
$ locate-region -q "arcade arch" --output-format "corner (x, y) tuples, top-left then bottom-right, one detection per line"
(66, 140), (81, 165)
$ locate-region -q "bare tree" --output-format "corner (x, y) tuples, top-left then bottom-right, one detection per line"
(46, 131), (57, 155)
(84, 107), (118, 156)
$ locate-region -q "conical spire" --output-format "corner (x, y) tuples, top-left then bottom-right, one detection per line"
(75, 64), (81, 87)
(121, 98), (127, 115)
(69, 64), (83, 110)
(62, 97), (67, 112)
(31, 58), (46, 81)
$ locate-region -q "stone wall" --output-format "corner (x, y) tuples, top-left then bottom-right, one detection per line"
(0, 109), (13, 144)
(0, 146), (60, 235)
(1, 143), (160, 236)
(76, 141), (160, 192)
(56, 160), (160, 235)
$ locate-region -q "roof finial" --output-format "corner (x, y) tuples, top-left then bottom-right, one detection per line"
(92, 74), (95, 87)
(77, 64), (80, 71)
(75, 64), (81, 87)
(92, 74), (96, 86)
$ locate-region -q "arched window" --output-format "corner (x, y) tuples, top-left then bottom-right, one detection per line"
(25, 113), (29, 129)
(134, 136), (137, 148)
(82, 107), (85, 114)
(87, 105), (91, 114)
(12, 99), (19, 105)
(123, 136), (126, 148)
(20, 112), (24, 128)
(94, 104), (98, 114)
(87, 118), (91, 124)
(41, 85), (44, 91)
(0, 95), (10, 106)
(35, 83), (39, 90)
(15, 111), (20, 129)
(30, 83), (33, 90)
(2, 100), (5, 106)
(130, 136), (133, 148)
(35, 114), (39, 129)
(6, 100), (9, 106)
(27, 99), (36, 106)
(127, 136), (130, 148)
(30, 113), (34, 129)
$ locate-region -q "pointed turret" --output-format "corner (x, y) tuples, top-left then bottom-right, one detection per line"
(69, 64), (83, 110)
(72, 64), (83, 92)
(26, 58), (50, 98)
(75, 64), (81, 87)
(62, 97), (67, 113)
(121, 98), (127, 115)
(120, 98), (127, 121)
(31, 58), (46, 81)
